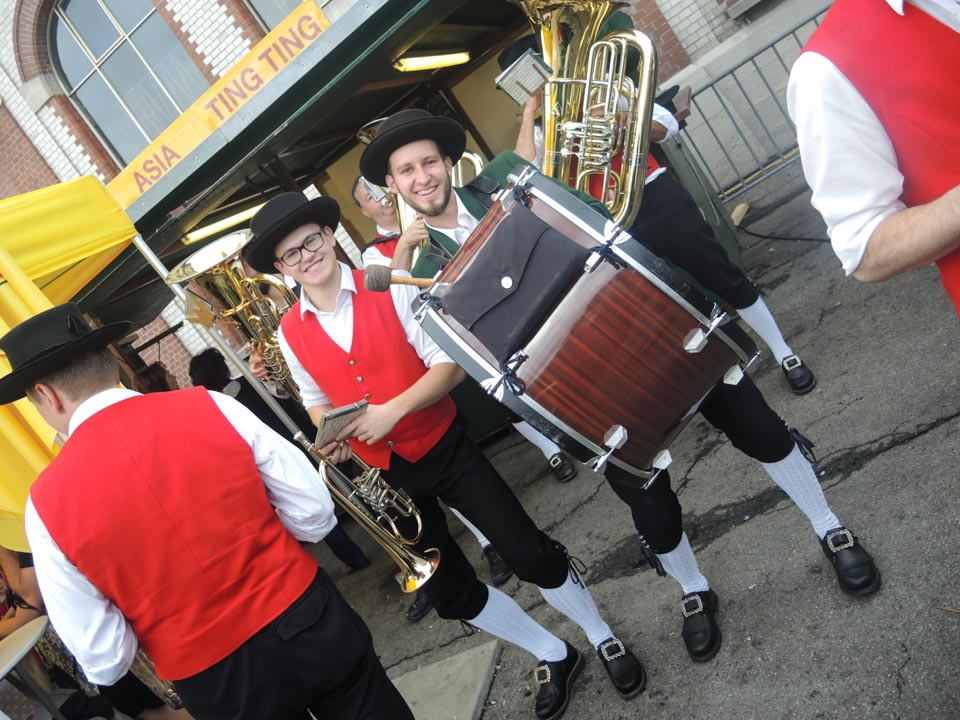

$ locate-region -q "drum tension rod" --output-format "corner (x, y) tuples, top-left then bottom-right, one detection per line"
(683, 303), (730, 354)
(591, 425), (628, 473)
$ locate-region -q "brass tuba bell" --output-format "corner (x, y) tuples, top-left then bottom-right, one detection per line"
(513, 0), (658, 229)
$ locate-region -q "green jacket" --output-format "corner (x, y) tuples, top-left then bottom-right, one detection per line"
(411, 150), (609, 278)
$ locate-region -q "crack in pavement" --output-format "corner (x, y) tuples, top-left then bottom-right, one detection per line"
(895, 641), (911, 700)
(815, 408), (960, 482)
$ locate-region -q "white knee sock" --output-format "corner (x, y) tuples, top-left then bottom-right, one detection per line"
(539, 573), (613, 647)
(469, 585), (567, 661)
(513, 421), (561, 460)
(737, 297), (793, 364)
(656, 533), (710, 595)
(449, 506), (490, 549)
(761, 444), (841, 539)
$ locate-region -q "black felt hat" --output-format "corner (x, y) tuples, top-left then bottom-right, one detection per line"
(243, 192), (341, 273)
(0, 303), (130, 405)
(497, 34), (539, 71)
(359, 109), (466, 187)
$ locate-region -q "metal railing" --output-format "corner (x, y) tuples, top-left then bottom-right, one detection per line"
(678, 8), (829, 202)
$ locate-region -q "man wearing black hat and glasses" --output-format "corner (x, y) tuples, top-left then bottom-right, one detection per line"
(243, 191), (646, 720)
(0, 303), (411, 720)
(358, 107), (880, 667)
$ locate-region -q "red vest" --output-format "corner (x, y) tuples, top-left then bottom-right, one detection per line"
(804, 0), (960, 316)
(30, 389), (318, 680)
(281, 269), (455, 468)
(587, 152), (661, 202)
(368, 233), (399, 259)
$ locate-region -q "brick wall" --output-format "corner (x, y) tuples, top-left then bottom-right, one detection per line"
(0, 102), (57, 196)
(626, 0), (739, 77)
(163, 0), (260, 79)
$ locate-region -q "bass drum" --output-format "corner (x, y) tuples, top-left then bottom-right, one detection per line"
(415, 166), (757, 481)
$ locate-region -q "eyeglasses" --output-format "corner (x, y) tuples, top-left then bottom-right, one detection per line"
(277, 231), (326, 267)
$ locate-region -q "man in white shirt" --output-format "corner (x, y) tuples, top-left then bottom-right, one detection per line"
(0, 303), (411, 720)
(788, 0), (960, 317)
(243, 192), (647, 720)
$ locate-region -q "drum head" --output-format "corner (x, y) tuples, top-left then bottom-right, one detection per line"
(167, 230), (252, 284)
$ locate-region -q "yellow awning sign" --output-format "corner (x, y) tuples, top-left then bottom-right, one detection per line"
(107, 0), (330, 209)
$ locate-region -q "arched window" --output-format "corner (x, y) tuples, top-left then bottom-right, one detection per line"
(50, 0), (209, 165)
(247, 0), (301, 29)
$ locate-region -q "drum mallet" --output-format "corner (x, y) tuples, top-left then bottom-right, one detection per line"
(364, 265), (434, 292)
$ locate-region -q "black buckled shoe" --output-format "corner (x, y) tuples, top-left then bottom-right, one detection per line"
(680, 590), (722, 663)
(482, 545), (513, 586)
(405, 588), (433, 623)
(534, 642), (583, 720)
(596, 637), (646, 699)
(820, 527), (881, 597)
(549, 453), (578, 483)
(781, 354), (817, 395)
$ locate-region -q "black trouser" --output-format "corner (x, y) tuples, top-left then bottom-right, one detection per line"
(605, 375), (795, 553)
(175, 569), (412, 720)
(386, 413), (570, 620)
(630, 173), (760, 309)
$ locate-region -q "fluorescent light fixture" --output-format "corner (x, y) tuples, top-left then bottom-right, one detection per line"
(184, 204), (264, 244)
(393, 51), (471, 73)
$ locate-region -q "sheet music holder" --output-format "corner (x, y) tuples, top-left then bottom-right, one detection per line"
(495, 48), (553, 106)
(314, 399), (369, 449)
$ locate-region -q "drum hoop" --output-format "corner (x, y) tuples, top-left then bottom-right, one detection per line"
(417, 303), (655, 477)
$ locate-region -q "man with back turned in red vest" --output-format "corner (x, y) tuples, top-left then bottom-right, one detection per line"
(788, 0), (960, 318)
(243, 191), (646, 720)
(0, 303), (412, 720)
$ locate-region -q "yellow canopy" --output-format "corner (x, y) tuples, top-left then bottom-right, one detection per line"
(0, 176), (137, 551)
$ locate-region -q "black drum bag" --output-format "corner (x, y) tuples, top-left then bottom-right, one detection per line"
(442, 204), (591, 365)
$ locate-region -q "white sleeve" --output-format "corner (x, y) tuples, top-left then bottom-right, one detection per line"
(25, 499), (138, 685)
(362, 245), (391, 267)
(390, 283), (455, 368)
(788, 51), (906, 275)
(651, 103), (679, 142)
(277, 325), (331, 410)
(207, 391), (337, 543)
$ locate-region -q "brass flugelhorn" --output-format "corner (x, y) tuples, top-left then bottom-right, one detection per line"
(513, 0), (658, 229)
(296, 435), (439, 592)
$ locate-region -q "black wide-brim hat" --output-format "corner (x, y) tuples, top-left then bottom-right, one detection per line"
(243, 192), (341, 274)
(0, 303), (130, 405)
(497, 34), (538, 71)
(359, 109), (467, 187)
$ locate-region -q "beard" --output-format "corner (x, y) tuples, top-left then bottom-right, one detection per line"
(405, 174), (453, 218)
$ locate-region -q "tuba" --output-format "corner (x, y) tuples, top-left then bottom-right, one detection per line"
(168, 232), (439, 592)
(513, 0), (658, 229)
(168, 231), (301, 404)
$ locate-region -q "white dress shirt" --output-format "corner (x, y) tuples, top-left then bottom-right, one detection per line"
(277, 262), (454, 410)
(360, 224), (398, 267)
(787, 0), (960, 275)
(23, 386), (336, 685)
(423, 191), (478, 247)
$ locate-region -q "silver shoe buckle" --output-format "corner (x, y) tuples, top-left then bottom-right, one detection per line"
(783, 355), (802, 371)
(599, 639), (626, 661)
(826, 529), (854, 553)
(534, 665), (552, 685)
(681, 595), (704, 617)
